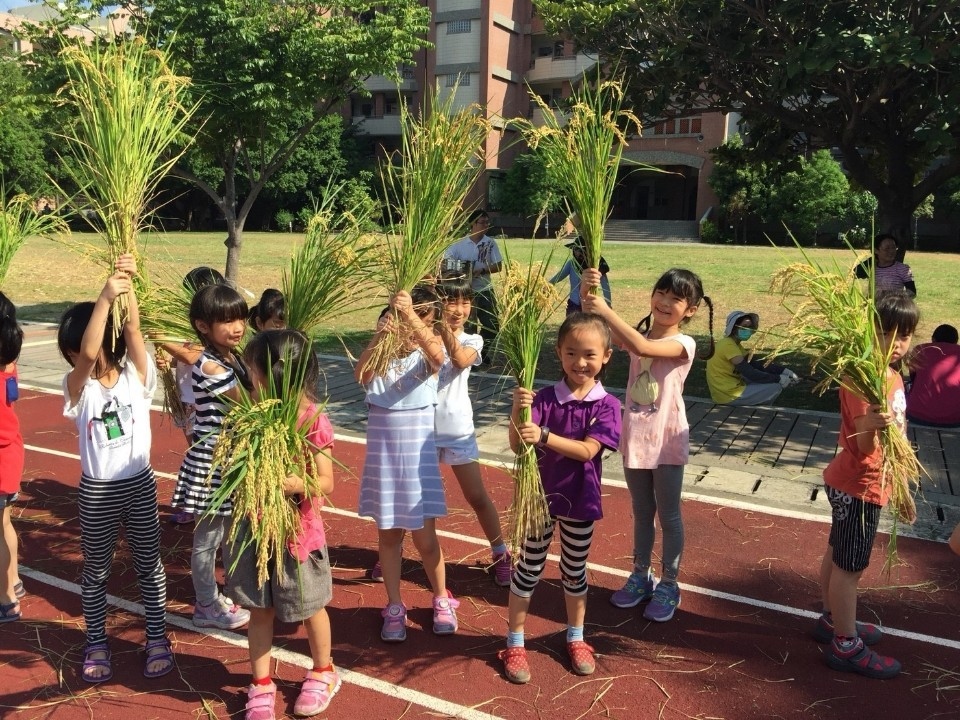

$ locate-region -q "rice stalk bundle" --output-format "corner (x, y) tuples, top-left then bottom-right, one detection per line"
(495, 249), (564, 556)
(518, 72), (640, 272)
(206, 361), (327, 586)
(139, 271), (197, 344)
(283, 183), (377, 336)
(366, 83), (490, 375)
(154, 346), (189, 428)
(769, 253), (921, 538)
(56, 36), (197, 335)
(0, 193), (69, 287)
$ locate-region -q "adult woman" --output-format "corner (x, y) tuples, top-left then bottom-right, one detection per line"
(855, 233), (917, 296)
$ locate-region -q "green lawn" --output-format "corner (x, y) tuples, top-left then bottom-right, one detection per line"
(9, 231), (958, 412)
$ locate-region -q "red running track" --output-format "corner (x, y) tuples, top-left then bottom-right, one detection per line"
(4, 389), (959, 719)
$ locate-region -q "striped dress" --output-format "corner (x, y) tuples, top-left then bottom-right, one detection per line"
(171, 350), (237, 516)
(358, 351), (447, 530)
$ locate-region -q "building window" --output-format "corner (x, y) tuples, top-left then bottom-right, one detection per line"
(446, 73), (470, 87)
(537, 46), (553, 57)
(553, 41), (565, 58)
(401, 66), (414, 80)
(447, 19), (471, 34)
(385, 97), (400, 115)
(690, 117), (702, 134)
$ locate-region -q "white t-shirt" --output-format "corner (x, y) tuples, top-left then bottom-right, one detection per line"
(435, 332), (483, 441)
(63, 357), (157, 480)
(445, 234), (502, 292)
(176, 360), (194, 404)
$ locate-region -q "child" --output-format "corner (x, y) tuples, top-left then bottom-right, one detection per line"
(355, 285), (458, 642)
(582, 267), (713, 622)
(815, 290), (919, 679)
(170, 283), (252, 630)
(0, 292), (24, 623)
(57, 255), (172, 681)
(249, 288), (287, 331)
(500, 312), (621, 684)
(434, 274), (511, 584)
(705, 310), (799, 405)
(550, 232), (612, 316)
(229, 329), (339, 720)
(161, 266), (225, 524)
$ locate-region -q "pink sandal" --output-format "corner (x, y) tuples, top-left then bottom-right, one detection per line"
(245, 682), (277, 720)
(294, 668), (341, 717)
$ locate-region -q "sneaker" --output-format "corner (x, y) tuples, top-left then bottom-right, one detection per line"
(492, 551), (512, 587)
(294, 668), (341, 717)
(643, 582), (680, 622)
(610, 569), (657, 608)
(432, 591), (460, 635)
(811, 613), (883, 646)
(567, 641), (596, 675)
(245, 682), (277, 720)
(170, 510), (194, 525)
(825, 638), (901, 679)
(498, 646), (531, 684)
(381, 602), (407, 642)
(369, 560), (383, 582)
(193, 596), (251, 630)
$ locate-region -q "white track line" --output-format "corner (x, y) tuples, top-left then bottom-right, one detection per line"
(23, 442), (960, 652)
(17, 566), (502, 720)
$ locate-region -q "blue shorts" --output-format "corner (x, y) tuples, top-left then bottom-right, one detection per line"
(0, 492), (18, 510)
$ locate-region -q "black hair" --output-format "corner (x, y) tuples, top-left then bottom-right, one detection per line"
(0, 292), (23, 366)
(57, 301), (126, 376)
(468, 209), (489, 224)
(436, 272), (474, 301)
(410, 283), (439, 319)
(635, 268), (716, 359)
(249, 288), (286, 330)
(189, 284), (248, 343)
(875, 233), (899, 249)
(183, 266), (224, 294)
(243, 329), (320, 403)
(932, 324), (959, 344)
(875, 290), (920, 336)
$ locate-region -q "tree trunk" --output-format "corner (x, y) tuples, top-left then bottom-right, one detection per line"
(224, 215), (243, 282)
(875, 201), (914, 261)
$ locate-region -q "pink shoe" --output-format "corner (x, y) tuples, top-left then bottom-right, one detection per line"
(245, 682), (277, 720)
(432, 591), (460, 635)
(293, 668), (341, 717)
(381, 602), (407, 642)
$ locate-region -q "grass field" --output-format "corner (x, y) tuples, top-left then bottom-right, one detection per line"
(8, 231), (958, 412)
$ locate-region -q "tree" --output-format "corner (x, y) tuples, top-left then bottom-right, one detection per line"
(536, 1), (960, 249)
(0, 58), (49, 196)
(127, 0), (430, 279)
(497, 149), (566, 218)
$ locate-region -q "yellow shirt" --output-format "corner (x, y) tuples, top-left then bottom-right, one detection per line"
(706, 336), (746, 403)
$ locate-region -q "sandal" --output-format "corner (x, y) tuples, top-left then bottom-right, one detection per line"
(0, 600), (20, 623)
(143, 637), (175, 678)
(294, 668), (341, 716)
(14, 580), (25, 599)
(81, 641), (113, 683)
(245, 682), (277, 720)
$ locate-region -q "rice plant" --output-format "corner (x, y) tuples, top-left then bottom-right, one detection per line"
(0, 193), (69, 287)
(769, 245), (922, 562)
(365, 83), (490, 375)
(55, 36), (197, 333)
(495, 244), (564, 556)
(518, 71), (640, 272)
(283, 182), (377, 336)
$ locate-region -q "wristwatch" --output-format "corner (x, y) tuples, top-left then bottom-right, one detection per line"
(537, 426), (551, 446)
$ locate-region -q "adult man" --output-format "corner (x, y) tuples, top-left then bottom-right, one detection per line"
(445, 210), (502, 360)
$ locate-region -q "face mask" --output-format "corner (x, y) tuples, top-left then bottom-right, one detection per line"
(736, 327), (755, 341)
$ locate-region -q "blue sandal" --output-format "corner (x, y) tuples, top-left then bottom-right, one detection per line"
(82, 642), (113, 683)
(143, 637), (175, 678)
(0, 600), (20, 623)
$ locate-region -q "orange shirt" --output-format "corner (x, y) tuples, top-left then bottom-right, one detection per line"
(822, 370), (907, 507)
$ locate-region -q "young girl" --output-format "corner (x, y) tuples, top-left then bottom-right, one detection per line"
(0, 292), (24, 623)
(583, 267), (713, 622)
(435, 274), (510, 584)
(355, 285), (458, 642)
(500, 312), (622, 684)
(249, 288), (286, 331)
(815, 291), (918, 679)
(229, 330), (339, 720)
(170, 283), (252, 630)
(161, 266), (225, 524)
(57, 255), (172, 681)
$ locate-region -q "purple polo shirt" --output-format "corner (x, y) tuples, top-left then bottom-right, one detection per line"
(531, 380), (622, 521)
